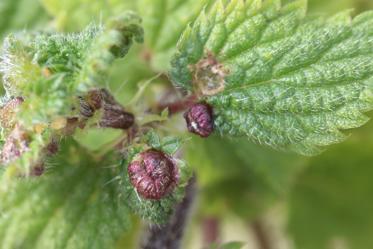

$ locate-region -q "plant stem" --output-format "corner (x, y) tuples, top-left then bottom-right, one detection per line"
(141, 176), (197, 249)
(202, 216), (220, 246)
(156, 95), (197, 115)
(250, 219), (272, 249)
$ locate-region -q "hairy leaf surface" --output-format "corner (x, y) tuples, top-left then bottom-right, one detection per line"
(0, 142), (130, 249)
(171, 0), (373, 155)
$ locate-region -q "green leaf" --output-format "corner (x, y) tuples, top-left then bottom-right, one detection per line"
(0, 141), (131, 249)
(185, 135), (306, 218)
(288, 121), (373, 249)
(145, 130), (183, 155)
(171, 0), (373, 155)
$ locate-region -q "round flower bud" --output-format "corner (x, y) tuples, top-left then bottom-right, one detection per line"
(184, 102), (214, 138)
(127, 149), (179, 200)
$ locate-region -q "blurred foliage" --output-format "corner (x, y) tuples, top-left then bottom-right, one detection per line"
(41, 0), (136, 31)
(308, 0), (373, 14)
(186, 135), (307, 218)
(288, 117), (373, 249)
(0, 140), (131, 249)
(73, 128), (123, 152)
(136, 0), (213, 71)
(205, 241), (246, 249)
(0, 0), (48, 39)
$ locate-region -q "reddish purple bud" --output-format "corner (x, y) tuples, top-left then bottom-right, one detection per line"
(127, 149), (179, 200)
(184, 102), (214, 138)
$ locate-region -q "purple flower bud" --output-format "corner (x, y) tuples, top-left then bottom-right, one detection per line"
(127, 149), (179, 200)
(184, 102), (214, 138)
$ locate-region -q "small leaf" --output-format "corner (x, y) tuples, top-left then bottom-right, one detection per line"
(171, 0), (373, 155)
(145, 129), (162, 148)
(160, 136), (182, 155)
(144, 130), (183, 155)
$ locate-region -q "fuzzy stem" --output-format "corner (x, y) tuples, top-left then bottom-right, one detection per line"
(141, 176), (197, 249)
(156, 95), (197, 115)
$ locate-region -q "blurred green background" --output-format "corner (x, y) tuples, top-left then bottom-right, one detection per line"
(1, 0), (373, 248)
